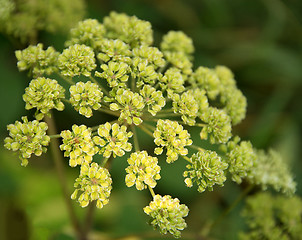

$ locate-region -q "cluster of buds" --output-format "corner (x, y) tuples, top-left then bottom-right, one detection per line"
(4, 11), (297, 239)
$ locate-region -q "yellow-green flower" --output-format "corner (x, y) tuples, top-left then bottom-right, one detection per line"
(69, 81), (103, 118)
(4, 116), (50, 166)
(71, 163), (112, 209)
(144, 194), (189, 238)
(125, 151), (161, 190)
(109, 88), (145, 125)
(58, 44), (96, 77)
(93, 122), (133, 158)
(153, 119), (192, 163)
(60, 125), (98, 167)
(184, 150), (228, 192)
(23, 77), (65, 120)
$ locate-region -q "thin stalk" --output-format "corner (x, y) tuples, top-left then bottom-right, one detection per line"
(142, 122), (155, 131)
(182, 155), (192, 163)
(45, 115), (83, 239)
(97, 107), (120, 117)
(148, 185), (155, 198)
(131, 125), (140, 152)
(189, 144), (205, 152)
(55, 72), (74, 85)
(49, 134), (61, 139)
(82, 203), (95, 239)
(200, 184), (254, 237)
(139, 124), (154, 138)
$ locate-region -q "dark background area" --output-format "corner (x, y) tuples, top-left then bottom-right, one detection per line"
(0, 0), (301, 239)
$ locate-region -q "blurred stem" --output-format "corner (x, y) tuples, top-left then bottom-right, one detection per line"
(82, 203), (95, 239)
(45, 115), (84, 239)
(131, 125), (140, 152)
(89, 76), (110, 96)
(200, 184), (254, 238)
(139, 124), (154, 138)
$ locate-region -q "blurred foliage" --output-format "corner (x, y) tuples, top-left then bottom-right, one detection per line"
(0, 0), (302, 239)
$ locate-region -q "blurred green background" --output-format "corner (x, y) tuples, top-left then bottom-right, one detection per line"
(0, 0), (302, 239)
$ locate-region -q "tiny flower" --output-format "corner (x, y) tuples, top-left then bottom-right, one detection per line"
(15, 43), (59, 77)
(125, 151), (161, 190)
(153, 119), (192, 163)
(96, 61), (129, 88)
(190, 66), (220, 100)
(60, 125), (98, 167)
(69, 81), (103, 118)
(161, 31), (194, 55)
(131, 57), (158, 88)
(92, 122), (133, 158)
(23, 77), (65, 120)
(71, 163), (112, 209)
(199, 107), (232, 144)
(225, 138), (256, 184)
(164, 52), (192, 76)
(183, 150), (228, 192)
(4, 116), (50, 166)
(58, 44), (96, 77)
(96, 39), (131, 63)
(109, 88), (145, 125)
(144, 194), (189, 238)
(248, 149), (296, 195)
(160, 67), (185, 96)
(132, 46), (165, 68)
(103, 11), (153, 47)
(66, 19), (105, 48)
(140, 85), (165, 116)
(172, 90), (199, 126)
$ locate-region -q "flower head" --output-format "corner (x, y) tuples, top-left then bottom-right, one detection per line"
(4, 116), (50, 166)
(23, 77), (65, 120)
(60, 125), (98, 167)
(66, 19), (105, 48)
(132, 46), (165, 68)
(160, 67), (185, 96)
(96, 61), (129, 88)
(69, 81), (103, 118)
(184, 150), (228, 192)
(161, 31), (194, 55)
(125, 151), (161, 190)
(153, 119), (192, 163)
(15, 43), (59, 77)
(96, 39), (131, 63)
(109, 88), (145, 125)
(58, 44), (96, 77)
(140, 85), (165, 116)
(71, 163), (112, 209)
(199, 107), (232, 144)
(144, 194), (189, 238)
(92, 122), (133, 158)
(103, 11), (153, 47)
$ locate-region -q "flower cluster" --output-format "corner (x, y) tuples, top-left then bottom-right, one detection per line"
(153, 119), (192, 163)
(125, 151), (161, 190)
(23, 77), (65, 120)
(109, 88), (145, 125)
(69, 81), (103, 118)
(240, 192), (302, 240)
(0, 0), (85, 42)
(144, 195), (189, 238)
(71, 163), (112, 209)
(5, 11), (299, 239)
(4, 116), (50, 166)
(58, 44), (96, 77)
(248, 149), (296, 195)
(15, 44), (59, 77)
(184, 150), (228, 192)
(92, 122), (132, 158)
(60, 125), (98, 167)
(223, 137), (256, 184)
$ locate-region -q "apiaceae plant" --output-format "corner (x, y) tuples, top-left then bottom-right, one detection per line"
(4, 11), (300, 239)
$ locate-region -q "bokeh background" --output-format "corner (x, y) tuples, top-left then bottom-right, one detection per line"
(0, 0), (302, 239)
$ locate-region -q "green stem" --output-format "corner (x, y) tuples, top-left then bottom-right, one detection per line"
(131, 125), (140, 152)
(148, 185), (155, 198)
(49, 134), (61, 139)
(200, 184), (254, 237)
(97, 107), (120, 117)
(182, 155), (192, 163)
(82, 203), (95, 239)
(45, 115), (83, 239)
(189, 144), (205, 152)
(55, 72), (74, 85)
(138, 124), (154, 138)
